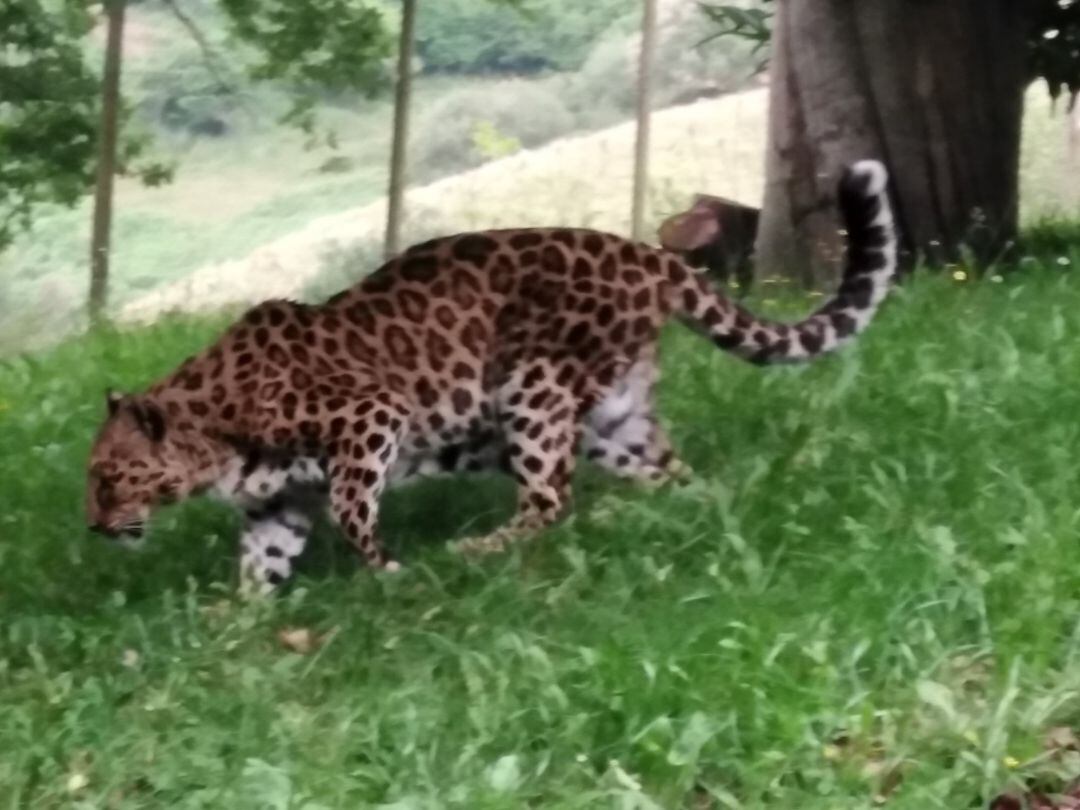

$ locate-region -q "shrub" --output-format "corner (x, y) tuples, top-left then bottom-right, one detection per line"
(318, 155), (356, 174)
(415, 0), (633, 75)
(412, 80), (577, 178)
(570, 2), (762, 121)
(302, 204), (459, 302)
(651, 2), (764, 105)
(571, 35), (638, 121)
(303, 237), (386, 302)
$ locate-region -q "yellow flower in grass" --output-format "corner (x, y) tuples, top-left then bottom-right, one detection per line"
(1003, 755), (1020, 769)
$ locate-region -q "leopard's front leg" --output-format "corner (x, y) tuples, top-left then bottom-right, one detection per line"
(325, 394), (410, 571)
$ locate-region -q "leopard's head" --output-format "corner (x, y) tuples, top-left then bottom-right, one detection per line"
(85, 391), (191, 544)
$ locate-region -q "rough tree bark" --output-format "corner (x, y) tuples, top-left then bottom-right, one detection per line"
(89, 0), (126, 320)
(757, 0), (1028, 287)
(384, 0), (417, 259)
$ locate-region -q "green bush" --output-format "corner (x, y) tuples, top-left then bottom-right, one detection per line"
(412, 80), (577, 178)
(416, 0), (634, 75)
(570, 3), (763, 122)
(302, 198), (480, 302)
(302, 236), (387, 302)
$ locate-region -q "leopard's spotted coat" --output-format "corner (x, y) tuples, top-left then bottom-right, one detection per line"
(86, 161), (897, 591)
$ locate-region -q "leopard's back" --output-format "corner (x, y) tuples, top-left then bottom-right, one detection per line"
(327, 227), (675, 381)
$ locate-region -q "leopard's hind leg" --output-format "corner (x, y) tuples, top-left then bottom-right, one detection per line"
(451, 358), (579, 555)
(582, 356), (692, 486)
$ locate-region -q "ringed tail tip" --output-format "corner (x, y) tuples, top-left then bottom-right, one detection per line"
(842, 160), (889, 199)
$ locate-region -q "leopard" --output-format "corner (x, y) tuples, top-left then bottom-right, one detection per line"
(86, 160), (897, 592)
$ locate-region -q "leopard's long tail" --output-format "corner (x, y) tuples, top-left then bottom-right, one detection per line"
(670, 160), (897, 364)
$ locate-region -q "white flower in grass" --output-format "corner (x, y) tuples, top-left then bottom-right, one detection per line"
(1057, 256), (1071, 267)
(66, 773), (89, 794)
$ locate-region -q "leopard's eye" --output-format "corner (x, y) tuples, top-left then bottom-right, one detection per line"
(96, 483), (116, 511)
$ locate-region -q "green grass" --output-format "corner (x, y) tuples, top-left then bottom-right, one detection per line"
(5, 243), (1080, 807)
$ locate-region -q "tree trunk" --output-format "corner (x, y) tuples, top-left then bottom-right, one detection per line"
(384, 0), (417, 260)
(89, 0), (125, 321)
(631, 0), (658, 241)
(757, 0), (1028, 287)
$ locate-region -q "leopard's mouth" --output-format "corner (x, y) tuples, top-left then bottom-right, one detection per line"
(89, 520), (146, 549)
(114, 531), (147, 551)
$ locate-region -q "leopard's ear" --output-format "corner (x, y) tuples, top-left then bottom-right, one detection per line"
(658, 200), (721, 253)
(106, 390), (167, 441)
(105, 389), (126, 417)
(129, 399), (167, 442)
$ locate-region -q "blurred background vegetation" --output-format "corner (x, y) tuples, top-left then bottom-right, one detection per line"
(2, 0), (1077, 353)
(0, 0), (798, 351)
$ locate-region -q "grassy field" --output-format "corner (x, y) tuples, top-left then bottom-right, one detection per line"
(4, 238), (1080, 806)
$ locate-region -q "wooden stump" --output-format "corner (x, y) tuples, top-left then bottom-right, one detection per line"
(658, 194), (760, 293)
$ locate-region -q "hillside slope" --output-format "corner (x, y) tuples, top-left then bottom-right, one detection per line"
(120, 84), (1079, 322)
(120, 89), (769, 320)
